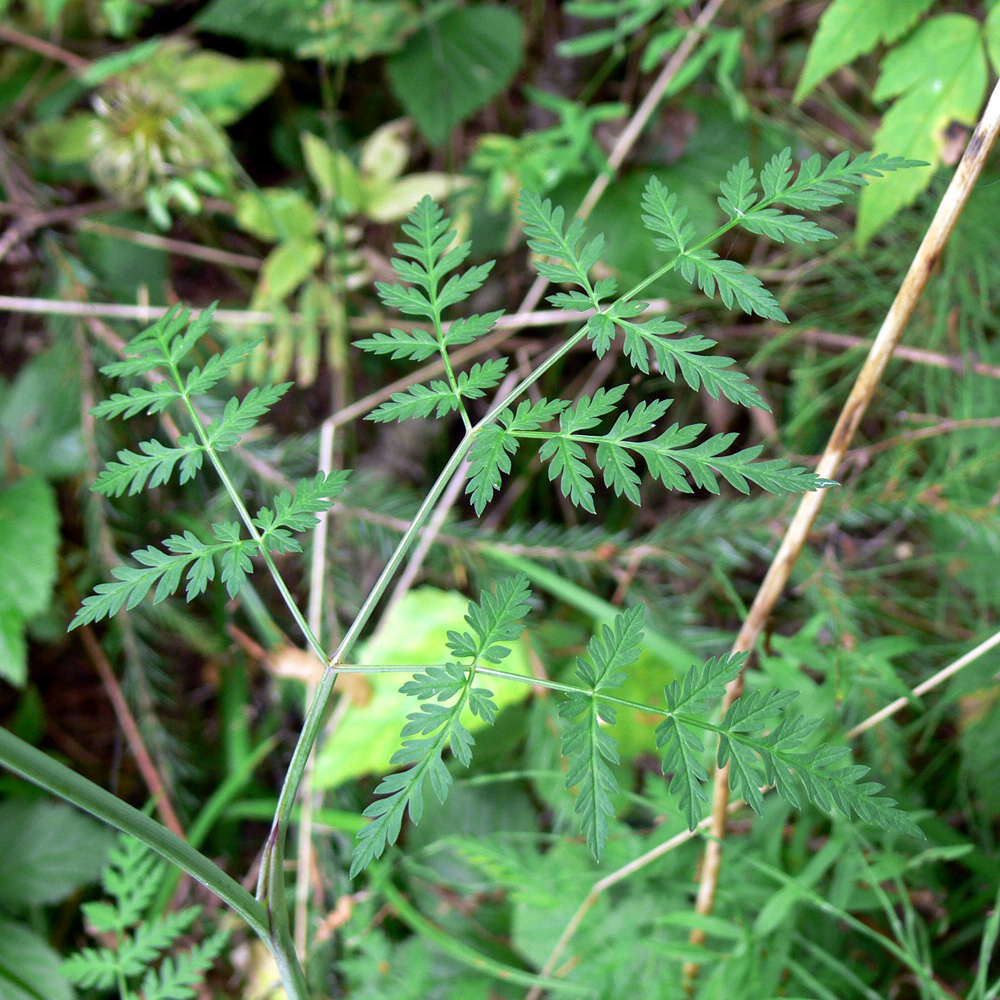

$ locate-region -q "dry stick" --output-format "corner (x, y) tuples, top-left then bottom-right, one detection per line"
(845, 626), (1000, 739)
(844, 415), (1000, 462)
(683, 75), (1000, 984)
(77, 626), (186, 840)
(0, 24), (90, 69)
(75, 219), (263, 271)
(720, 323), (1000, 383)
(526, 622), (1000, 996)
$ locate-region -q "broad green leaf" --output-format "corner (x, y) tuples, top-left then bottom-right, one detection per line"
(251, 238), (324, 307)
(987, 4), (1000, 75)
(0, 918), (74, 1000)
(0, 340), (84, 478)
(858, 14), (986, 243)
(24, 114), (94, 165)
(0, 801), (112, 907)
(195, 0), (311, 50)
(364, 172), (472, 223)
(0, 478), (58, 687)
(386, 4), (524, 146)
(0, 609), (27, 689)
(313, 587), (534, 791)
(794, 0), (936, 102)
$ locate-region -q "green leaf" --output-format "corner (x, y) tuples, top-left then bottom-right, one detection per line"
(674, 246), (787, 321)
(794, 0), (936, 102)
(466, 424), (518, 515)
(350, 577), (530, 876)
(559, 605), (645, 859)
(858, 14), (985, 242)
(367, 381), (461, 423)
(987, 4), (1000, 76)
(68, 525), (251, 628)
(0, 478), (58, 622)
(0, 339), (84, 478)
(252, 237), (323, 307)
(0, 801), (112, 907)
(234, 188), (319, 242)
(254, 470), (351, 553)
(0, 917), (74, 1000)
(0, 478), (59, 687)
(91, 383), (183, 420)
(519, 189), (599, 294)
(354, 327), (441, 362)
(138, 929), (229, 1000)
(610, 309), (767, 408)
(93, 436), (205, 497)
(205, 382), (291, 452)
(655, 654), (747, 828)
(386, 4), (524, 146)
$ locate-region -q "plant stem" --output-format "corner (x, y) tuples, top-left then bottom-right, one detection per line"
(172, 363), (329, 667)
(0, 728), (264, 935)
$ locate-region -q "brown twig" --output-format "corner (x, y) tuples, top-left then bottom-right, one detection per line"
(718, 324), (1000, 383)
(75, 219), (263, 271)
(0, 24), (90, 70)
(683, 75), (1000, 986)
(0, 198), (122, 265)
(77, 626), (186, 839)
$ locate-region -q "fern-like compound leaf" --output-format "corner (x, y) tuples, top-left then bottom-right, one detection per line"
(560, 604), (645, 859)
(675, 246), (787, 321)
(639, 179), (696, 251)
(182, 340), (259, 396)
(519, 190), (600, 295)
(350, 576), (530, 877)
(354, 327), (441, 362)
(443, 310), (505, 349)
(98, 305), (214, 379)
(466, 424), (518, 515)
(139, 928), (230, 1000)
(205, 382), (291, 452)
(93, 436), (205, 497)
(718, 157), (759, 218)
(64, 832), (229, 1000)
(254, 470), (351, 553)
(367, 381), (461, 423)
(90, 382), (183, 420)
(655, 653), (749, 828)
(69, 526), (248, 628)
(615, 314), (767, 409)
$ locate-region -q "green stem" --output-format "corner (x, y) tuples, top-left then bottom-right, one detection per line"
(0, 728), (264, 938)
(171, 365), (329, 667)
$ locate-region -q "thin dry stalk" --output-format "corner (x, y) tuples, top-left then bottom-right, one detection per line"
(684, 75), (1000, 983)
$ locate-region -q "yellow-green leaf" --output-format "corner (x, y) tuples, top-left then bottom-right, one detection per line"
(985, 3), (1000, 75)
(301, 132), (363, 209)
(235, 188), (319, 242)
(794, 0), (935, 103)
(251, 238), (323, 308)
(364, 172), (472, 223)
(175, 51), (282, 126)
(858, 14), (986, 244)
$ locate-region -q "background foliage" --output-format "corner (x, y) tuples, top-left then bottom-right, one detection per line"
(1, 1), (999, 998)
